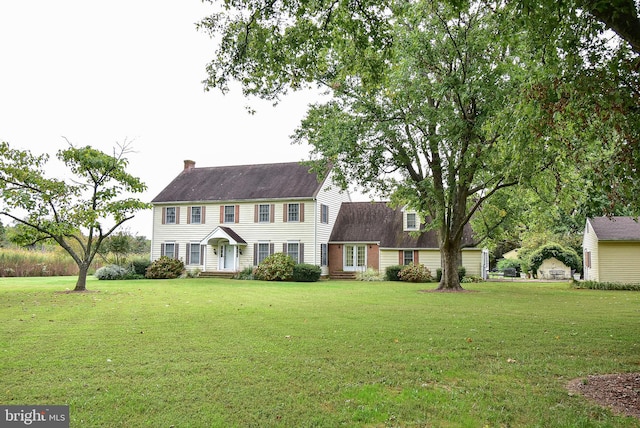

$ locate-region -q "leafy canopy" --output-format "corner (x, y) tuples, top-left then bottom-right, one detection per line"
(0, 141), (150, 291)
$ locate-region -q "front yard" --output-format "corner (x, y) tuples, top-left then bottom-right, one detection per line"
(1, 277), (638, 427)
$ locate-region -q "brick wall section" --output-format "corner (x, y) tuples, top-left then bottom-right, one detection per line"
(328, 244), (343, 275)
(367, 245), (380, 270)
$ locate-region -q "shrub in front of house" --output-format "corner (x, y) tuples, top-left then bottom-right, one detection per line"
(458, 266), (466, 281)
(398, 263), (433, 283)
(234, 266), (255, 280)
(254, 252), (295, 281)
(385, 265), (403, 281)
(95, 264), (128, 280)
(572, 280), (640, 291)
(357, 268), (384, 281)
(145, 256), (185, 279)
(130, 257), (152, 276)
(292, 263), (321, 282)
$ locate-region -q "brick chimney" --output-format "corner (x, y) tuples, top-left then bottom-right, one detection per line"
(184, 160), (196, 171)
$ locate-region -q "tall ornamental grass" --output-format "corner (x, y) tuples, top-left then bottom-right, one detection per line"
(0, 247), (78, 277)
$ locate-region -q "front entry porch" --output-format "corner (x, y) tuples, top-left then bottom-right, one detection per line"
(200, 226), (247, 273)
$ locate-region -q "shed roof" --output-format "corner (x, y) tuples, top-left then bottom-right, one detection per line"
(152, 161), (325, 203)
(329, 202), (476, 249)
(589, 216), (640, 241)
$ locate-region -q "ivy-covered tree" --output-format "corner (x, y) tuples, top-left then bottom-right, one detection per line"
(0, 141), (150, 291)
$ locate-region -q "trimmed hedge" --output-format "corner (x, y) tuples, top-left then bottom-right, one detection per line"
(385, 265), (403, 281)
(573, 280), (640, 291)
(292, 263), (321, 282)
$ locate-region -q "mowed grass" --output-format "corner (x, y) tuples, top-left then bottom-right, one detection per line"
(1, 277), (639, 427)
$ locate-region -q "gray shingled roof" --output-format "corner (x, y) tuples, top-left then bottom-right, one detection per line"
(329, 202), (476, 249)
(589, 216), (640, 241)
(152, 162), (324, 203)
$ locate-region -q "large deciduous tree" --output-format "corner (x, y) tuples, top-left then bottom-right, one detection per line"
(0, 142), (150, 291)
(201, 0), (639, 290)
(201, 0), (549, 290)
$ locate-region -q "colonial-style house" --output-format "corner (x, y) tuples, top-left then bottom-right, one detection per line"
(151, 160), (487, 278)
(583, 216), (640, 283)
(151, 160), (350, 276)
(327, 201), (487, 278)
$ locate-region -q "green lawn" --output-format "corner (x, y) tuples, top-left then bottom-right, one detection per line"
(1, 277), (639, 427)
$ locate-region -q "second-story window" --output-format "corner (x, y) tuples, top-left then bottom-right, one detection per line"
(190, 206), (201, 224)
(288, 203), (299, 222)
(165, 207), (176, 224)
(224, 205), (235, 223)
(321, 204), (329, 224)
(259, 204), (270, 223)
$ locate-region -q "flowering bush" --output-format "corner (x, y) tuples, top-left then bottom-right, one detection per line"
(398, 263), (432, 283)
(145, 256), (185, 279)
(254, 252), (295, 281)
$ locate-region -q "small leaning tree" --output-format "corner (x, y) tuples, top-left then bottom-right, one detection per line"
(0, 141), (150, 291)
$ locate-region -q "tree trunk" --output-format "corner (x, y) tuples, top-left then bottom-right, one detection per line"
(74, 263), (90, 292)
(437, 239), (464, 291)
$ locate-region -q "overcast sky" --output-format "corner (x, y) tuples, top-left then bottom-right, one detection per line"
(0, 1), (340, 237)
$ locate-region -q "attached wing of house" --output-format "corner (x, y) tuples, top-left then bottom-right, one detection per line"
(328, 201), (487, 278)
(151, 160), (350, 276)
(583, 216), (640, 283)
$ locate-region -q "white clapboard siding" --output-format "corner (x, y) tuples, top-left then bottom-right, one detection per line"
(151, 171), (350, 273)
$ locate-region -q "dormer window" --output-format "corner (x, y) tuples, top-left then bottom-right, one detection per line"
(406, 212), (418, 230)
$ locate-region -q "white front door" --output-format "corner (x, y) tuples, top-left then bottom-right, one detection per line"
(219, 244), (236, 270)
(344, 245), (366, 272)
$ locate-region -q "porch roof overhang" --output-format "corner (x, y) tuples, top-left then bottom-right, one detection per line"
(200, 226), (247, 246)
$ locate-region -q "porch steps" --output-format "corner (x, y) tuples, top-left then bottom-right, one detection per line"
(330, 271), (357, 280)
(198, 271), (235, 279)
